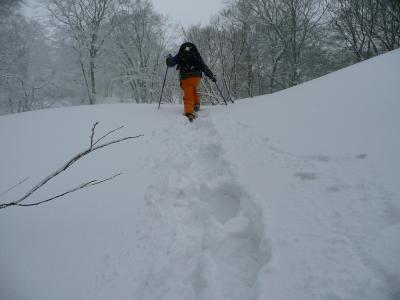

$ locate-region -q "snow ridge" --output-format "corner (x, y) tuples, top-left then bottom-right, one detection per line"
(140, 110), (271, 300)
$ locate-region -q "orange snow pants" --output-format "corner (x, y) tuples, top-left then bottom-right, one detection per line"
(181, 77), (201, 115)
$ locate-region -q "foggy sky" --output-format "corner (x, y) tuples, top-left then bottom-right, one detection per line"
(151, 0), (225, 27)
(24, 0), (226, 27)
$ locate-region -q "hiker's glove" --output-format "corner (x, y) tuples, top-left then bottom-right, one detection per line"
(207, 72), (216, 82)
(166, 54), (174, 67)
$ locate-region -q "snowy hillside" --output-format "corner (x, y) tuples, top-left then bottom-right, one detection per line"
(1, 49), (399, 300)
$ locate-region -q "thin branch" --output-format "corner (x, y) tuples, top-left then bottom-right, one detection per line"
(12, 173), (122, 208)
(0, 177), (30, 198)
(0, 123), (143, 210)
(93, 125), (124, 147)
(2, 181), (96, 209)
(90, 121), (99, 149)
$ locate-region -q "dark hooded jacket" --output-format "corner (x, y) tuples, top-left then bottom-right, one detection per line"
(166, 42), (214, 80)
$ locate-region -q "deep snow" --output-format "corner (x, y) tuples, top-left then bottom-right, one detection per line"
(1, 49), (399, 300)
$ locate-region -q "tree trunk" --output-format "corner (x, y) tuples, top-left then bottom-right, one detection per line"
(90, 59), (96, 105)
(270, 49), (284, 93)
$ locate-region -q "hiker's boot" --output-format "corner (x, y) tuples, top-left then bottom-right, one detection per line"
(185, 113), (196, 122)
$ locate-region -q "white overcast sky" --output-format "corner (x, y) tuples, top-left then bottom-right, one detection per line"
(24, 0), (226, 27)
(151, 0), (225, 27)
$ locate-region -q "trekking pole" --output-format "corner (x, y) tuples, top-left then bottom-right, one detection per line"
(223, 84), (234, 104)
(214, 81), (228, 106)
(158, 66), (169, 110)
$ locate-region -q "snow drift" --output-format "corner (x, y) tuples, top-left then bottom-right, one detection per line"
(0, 49), (399, 300)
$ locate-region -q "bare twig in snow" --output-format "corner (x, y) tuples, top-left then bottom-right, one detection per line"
(0, 123), (143, 210)
(0, 177), (30, 198)
(90, 121), (99, 149)
(16, 173), (122, 208)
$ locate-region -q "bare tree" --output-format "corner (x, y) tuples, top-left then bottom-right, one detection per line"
(374, 0), (400, 51)
(329, 0), (379, 61)
(328, 0), (399, 61)
(47, 0), (125, 104)
(109, 0), (167, 103)
(1, 6), (56, 115)
(0, 0), (21, 14)
(246, 0), (326, 86)
(0, 123), (143, 210)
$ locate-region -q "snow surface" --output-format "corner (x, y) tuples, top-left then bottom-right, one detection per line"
(1, 49), (400, 300)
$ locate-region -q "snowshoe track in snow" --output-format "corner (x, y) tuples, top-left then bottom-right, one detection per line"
(141, 110), (270, 300)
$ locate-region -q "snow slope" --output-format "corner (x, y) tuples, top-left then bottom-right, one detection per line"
(1, 49), (399, 300)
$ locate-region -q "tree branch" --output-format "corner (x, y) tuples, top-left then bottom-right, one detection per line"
(0, 123), (143, 210)
(11, 173), (122, 208)
(90, 121), (99, 149)
(0, 177), (30, 198)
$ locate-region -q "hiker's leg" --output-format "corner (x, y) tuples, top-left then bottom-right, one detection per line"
(193, 77), (201, 106)
(181, 79), (195, 115)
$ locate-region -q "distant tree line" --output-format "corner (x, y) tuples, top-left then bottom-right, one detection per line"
(0, 0), (399, 115)
(185, 0), (400, 101)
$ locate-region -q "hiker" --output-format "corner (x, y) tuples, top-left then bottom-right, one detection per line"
(166, 42), (216, 122)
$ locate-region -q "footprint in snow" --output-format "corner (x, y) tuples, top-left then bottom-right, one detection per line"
(294, 172), (318, 181)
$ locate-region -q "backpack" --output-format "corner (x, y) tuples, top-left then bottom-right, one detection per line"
(177, 42), (202, 73)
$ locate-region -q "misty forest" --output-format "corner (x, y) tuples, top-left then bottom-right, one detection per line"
(1, 0), (399, 115)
